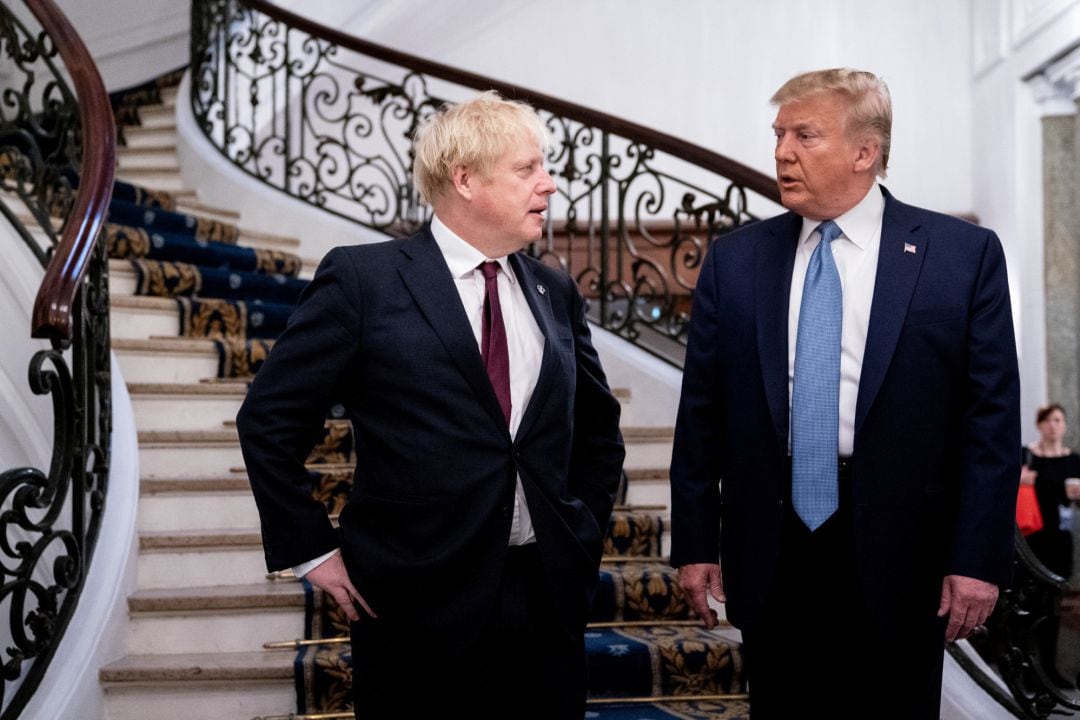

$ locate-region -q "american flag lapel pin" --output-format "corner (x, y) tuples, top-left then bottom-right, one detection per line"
(537, 284), (546, 295)
(903, 243), (917, 254)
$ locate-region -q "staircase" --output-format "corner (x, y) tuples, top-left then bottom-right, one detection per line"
(97, 73), (748, 720)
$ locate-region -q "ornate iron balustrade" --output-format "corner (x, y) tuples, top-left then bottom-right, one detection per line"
(189, 0), (780, 365)
(0, 0), (113, 716)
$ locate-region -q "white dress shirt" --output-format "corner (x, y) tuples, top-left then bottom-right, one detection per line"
(787, 182), (884, 456)
(294, 215), (544, 578)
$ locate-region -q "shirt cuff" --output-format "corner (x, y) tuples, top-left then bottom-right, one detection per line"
(292, 548), (339, 578)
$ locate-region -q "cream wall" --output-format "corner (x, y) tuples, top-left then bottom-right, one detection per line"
(970, 0), (1080, 442)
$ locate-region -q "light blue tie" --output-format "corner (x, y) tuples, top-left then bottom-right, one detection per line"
(791, 220), (843, 531)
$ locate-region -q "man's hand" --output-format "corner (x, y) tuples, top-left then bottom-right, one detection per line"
(938, 574), (997, 642)
(677, 562), (725, 629)
(305, 552), (377, 622)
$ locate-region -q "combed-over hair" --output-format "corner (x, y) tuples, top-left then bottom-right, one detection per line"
(412, 90), (550, 203)
(771, 68), (892, 178)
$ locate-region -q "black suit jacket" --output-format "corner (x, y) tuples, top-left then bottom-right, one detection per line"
(236, 228), (625, 646)
(670, 187), (1021, 634)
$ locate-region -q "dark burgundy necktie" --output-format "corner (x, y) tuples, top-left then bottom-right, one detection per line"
(479, 262), (511, 425)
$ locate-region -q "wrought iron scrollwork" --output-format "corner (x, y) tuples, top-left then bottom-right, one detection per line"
(961, 529), (1080, 719)
(0, 1), (111, 717)
(190, 0), (773, 364)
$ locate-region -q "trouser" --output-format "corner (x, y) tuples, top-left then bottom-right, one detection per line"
(351, 544), (586, 720)
(741, 461), (946, 720)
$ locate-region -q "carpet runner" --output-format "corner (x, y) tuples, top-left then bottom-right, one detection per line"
(107, 70), (747, 718)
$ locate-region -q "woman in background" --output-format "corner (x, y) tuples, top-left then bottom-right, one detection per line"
(1022, 403), (1080, 578)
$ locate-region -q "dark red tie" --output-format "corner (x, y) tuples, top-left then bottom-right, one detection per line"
(479, 262), (511, 425)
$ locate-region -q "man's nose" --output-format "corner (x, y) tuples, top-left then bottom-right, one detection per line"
(539, 167), (556, 195)
(774, 135), (795, 163)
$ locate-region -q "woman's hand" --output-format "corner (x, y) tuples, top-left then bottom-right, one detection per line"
(1020, 465), (1038, 486)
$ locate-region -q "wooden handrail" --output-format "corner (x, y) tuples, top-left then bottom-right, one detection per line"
(243, 0), (780, 204)
(27, 0), (115, 342)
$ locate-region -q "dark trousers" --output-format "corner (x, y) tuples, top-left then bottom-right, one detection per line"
(351, 544), (586, 720)
(741, 463), (946, 720)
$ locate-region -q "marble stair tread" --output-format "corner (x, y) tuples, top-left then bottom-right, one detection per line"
(138, 428), (240, 444)
(128, 381), (248, 397)
(128, 581), (304, 613)
(113, 336), (218, 353)
(141, 475), (253, 493)
(174, 198), (241, 221)
(99, 650), (293, 684)
(620, 426), (675, 442)
(140, 528), (263, 551)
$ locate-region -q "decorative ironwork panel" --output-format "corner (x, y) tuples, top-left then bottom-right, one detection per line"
(0, 3), (110, 717)
(190, 0), (771, 365)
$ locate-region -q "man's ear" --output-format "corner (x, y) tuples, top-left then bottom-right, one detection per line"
(451, 165), (473, 201)
(853, 137), (881, 174)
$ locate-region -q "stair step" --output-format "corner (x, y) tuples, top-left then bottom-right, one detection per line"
(113, 337), (220, 384)
(139, 428), (245, 478)
(622, 426), (674, 472)
(129, 381), (246, 432)
(121, 125), (178, 149)
(101, 652), (294, 720)
(115, 168), (187, 192)
(133, 103), (176, 129)
(137, 528), (267, 588)
(139, 483), (259, 531)
(174, 198), (241, 223)
(239, 227), (301, 250)
(111, 295), (179, 339)
(117, 148), (180, 171)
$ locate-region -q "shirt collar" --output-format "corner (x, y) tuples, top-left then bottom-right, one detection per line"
(797, 180), (884, 249)
(430, 214), (515, 282)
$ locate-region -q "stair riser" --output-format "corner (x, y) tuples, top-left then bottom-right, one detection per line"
(137, 548), (270, 589)
(116, 350), (219, 385)
(623, 441), (673, 471)
(122, 127), (178, 149)
(115, 170), (186, 192)
(139, 491), (259, 532)
(132, 396), (244, 432)
(117, 152), (180, 170)
(139, 444), (245, 478)
(624, 479), (672, 512)
(128, 610), (303, 654)
(110, 305), (179, 339)
(104, 682), (293, 720)
(173, 202), (239, 225)
(132, 106), (176, 130)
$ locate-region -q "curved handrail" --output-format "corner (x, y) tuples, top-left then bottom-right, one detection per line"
(242, 0), (779, 205)
(26, 0), (115, 342)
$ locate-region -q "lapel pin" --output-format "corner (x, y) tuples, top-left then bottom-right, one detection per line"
(903, 243), (917, 254)
(537, 284), (546, 295)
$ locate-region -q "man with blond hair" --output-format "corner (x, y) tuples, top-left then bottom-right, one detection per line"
(237, 91), (624, 718)
(670, 68), (1019, 718)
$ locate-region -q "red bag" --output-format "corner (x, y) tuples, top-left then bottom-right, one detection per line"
(1017, 483), (1044, 536)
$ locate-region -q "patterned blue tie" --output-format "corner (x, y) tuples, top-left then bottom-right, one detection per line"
(791, 220), (843, 531)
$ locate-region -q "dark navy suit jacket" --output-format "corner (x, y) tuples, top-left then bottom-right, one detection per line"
(670, 187), (1020, 634)
(236, 228), (625, 647)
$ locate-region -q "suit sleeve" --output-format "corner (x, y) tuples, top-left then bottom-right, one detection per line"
(567, 284), (625, 530)
(948, 232), (1021, 586)
(235, 248), (363, 571)
(669, 244), (724, 568)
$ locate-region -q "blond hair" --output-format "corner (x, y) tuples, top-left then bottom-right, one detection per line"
(412, 91), (550, 203)
(771, 68), (892, 178)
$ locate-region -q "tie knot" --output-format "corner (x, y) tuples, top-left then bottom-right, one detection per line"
(479, 261), (500, 281)
(817, 220), (842, 244)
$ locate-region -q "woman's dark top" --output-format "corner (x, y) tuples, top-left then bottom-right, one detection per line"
(1025, 448), (1080, 578)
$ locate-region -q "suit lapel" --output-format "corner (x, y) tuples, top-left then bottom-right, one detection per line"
(854, 189), (927, 434)
(756, 213), (800, 452)
(508, 253), (558, 443)
(397, 230), (510, 433)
